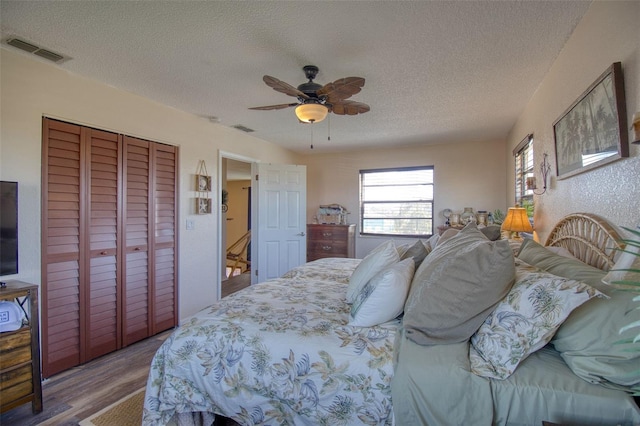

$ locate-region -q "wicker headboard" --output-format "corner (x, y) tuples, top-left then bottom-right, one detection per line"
(544, 213), (624, 271)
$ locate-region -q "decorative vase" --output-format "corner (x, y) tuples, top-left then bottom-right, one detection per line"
(460, 207), (476, 225)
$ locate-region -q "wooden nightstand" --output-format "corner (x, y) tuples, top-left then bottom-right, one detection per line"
(0, 281), (43, 414)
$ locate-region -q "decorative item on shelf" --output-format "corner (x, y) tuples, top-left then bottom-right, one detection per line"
(442, 208), (453, 226)
(460, 207), (476, 225)
(526, 153), (552, 195)
(316, 204), (349, 224)
(632, 112), (640, 144)
(501, 206), (533, 240)
(449, 212), (461, 227)
(195, 160), (212, 215)
(476, 211), (488, 226)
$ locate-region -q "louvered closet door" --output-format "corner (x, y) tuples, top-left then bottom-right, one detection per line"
(122, 137), (151, 345)
(41, 120), (84, 378)
(85, 129), (121, 360)
(150, 143), (178, 333)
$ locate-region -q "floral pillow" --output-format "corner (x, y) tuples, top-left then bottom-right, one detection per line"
(469, 261), (607, 380)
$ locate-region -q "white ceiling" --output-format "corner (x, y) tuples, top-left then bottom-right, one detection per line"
(1, 1), (591, 153)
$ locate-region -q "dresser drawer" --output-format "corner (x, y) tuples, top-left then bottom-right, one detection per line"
(308, 240), (348, 255)
(308, 226), (348, 241)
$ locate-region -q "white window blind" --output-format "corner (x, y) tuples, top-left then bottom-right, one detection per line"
(514, 134), (534, 206)
(360, 166), (434, 236)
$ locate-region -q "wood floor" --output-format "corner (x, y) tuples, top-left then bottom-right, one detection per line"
(1, 276), (249, 426)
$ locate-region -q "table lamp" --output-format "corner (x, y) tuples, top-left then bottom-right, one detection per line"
(501, 206), (533, 240)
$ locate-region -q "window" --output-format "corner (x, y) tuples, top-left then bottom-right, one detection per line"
(514, 134), (534, 206)
(360, 166), (434, 237)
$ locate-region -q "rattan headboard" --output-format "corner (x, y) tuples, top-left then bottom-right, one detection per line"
(544, 213), (624, 271)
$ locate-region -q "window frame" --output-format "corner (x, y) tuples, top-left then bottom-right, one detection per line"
(359, 165), (434, 238)
(514, 134), (534, 206)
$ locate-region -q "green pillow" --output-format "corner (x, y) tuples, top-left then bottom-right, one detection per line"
(404, 223), (515, 345)
(400, 240), (430, 269)
(517, 239), (640, 393)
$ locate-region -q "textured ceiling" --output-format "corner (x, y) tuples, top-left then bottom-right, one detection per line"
(1, 1), (591, 153)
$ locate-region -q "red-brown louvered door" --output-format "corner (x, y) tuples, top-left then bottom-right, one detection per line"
(42, 119), (177, 378)
(122, 137), (151, 345)
(41, 120), (84, 377)
(121, 138), (178, 345)
(151, 143), (178, 334)
(85, 129), (122, 360)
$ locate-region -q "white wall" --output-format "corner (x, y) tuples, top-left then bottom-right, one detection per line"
(301, 139), (507, 257)
(507, 1), (640, 242)
(0, 49), (297, 319)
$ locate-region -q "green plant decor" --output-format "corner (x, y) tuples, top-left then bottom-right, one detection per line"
(492, 209), (505, 225)
(521, 199), (534, 218)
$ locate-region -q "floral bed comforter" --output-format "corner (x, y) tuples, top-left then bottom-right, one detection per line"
(143, 258), (399, 426)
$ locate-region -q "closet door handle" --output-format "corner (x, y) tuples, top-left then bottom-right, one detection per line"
(134, 247), (141, 251)
(100, 251), (107, 256)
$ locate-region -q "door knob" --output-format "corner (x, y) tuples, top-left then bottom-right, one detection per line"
(296, 232), (306, 236)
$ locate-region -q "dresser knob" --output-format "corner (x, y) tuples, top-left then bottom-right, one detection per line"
(322, 245), (332, 251)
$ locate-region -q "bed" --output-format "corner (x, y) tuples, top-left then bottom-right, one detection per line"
(143, 213), (640, 425)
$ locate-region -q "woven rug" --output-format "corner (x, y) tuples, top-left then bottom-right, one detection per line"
(79, 387), (145, 426)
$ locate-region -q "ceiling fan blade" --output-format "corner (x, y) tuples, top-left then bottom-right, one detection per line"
(318, 77), (365, 102)
(249, 102), (298, 111)
(263, 75), (309, 99)
(330, 100), (370, 115)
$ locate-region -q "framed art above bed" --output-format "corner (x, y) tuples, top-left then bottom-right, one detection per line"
(553, 62), (629, 179)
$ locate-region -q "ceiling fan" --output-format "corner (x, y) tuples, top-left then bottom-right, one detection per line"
(249, 65), (370, 124)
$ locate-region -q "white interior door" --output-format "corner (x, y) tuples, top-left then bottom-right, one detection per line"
(254, 163), (307, 283)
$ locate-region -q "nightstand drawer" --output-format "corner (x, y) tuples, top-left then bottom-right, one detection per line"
(0, 328), (32, 370)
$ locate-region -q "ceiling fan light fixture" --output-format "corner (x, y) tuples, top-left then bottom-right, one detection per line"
(295, 103), (328, 123)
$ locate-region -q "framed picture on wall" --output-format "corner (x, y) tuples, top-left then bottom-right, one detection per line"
(196, 174), (212, 192)
(196, 197), (212, 215)
(553, 62), (628, 180)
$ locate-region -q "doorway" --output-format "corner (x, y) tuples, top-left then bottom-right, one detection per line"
(219, 153), (254, 299)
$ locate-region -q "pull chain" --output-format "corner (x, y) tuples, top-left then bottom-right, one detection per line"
(310, 121), (314, 149)
(327, 114), (331, 142)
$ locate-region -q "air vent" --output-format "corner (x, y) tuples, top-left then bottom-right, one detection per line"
(4, 37), (70, 64)
(231, 125), (255, 133)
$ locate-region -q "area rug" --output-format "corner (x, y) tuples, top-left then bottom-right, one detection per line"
(79, 387), (145, 426)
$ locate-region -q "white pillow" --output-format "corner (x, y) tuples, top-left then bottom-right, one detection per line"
(349, 258), (415, 327)
(346, 240), (399, 303)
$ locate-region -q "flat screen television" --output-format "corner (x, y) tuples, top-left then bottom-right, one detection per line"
(0, 181), (18, 276)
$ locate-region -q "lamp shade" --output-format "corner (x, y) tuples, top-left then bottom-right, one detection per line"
(295, 103), (328, 123)
(501, 207), (533, 235)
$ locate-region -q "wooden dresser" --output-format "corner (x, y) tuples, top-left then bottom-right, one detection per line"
(307, 224), (356, 261)
(0, 281), (43, 414)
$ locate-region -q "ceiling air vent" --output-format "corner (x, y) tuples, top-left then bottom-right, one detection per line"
(4, 37), (70, 64)
(231, 125), (255, 133)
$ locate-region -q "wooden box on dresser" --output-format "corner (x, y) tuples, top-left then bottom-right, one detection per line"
(307, 224), (356, 261)
(0, 281), (42, 414)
